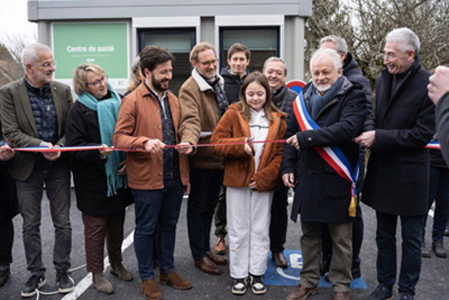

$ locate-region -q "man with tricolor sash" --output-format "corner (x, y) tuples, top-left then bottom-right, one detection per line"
(282, 48), (367, 300)
(356, 28), (435, 300)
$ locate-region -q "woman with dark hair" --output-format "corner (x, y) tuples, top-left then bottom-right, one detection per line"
(66, 63), (133, 294)
(211, 72), (286, 296)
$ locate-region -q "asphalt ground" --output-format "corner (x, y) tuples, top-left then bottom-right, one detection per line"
(1, 189), (449, 300)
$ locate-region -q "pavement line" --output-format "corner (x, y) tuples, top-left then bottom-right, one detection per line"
(61, 230), (135, 300)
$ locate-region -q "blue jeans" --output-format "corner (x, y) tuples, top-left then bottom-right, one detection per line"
(187, 168), (224, 260)
(376, 211), (422, 295)
(422, 166), (449, 242)
(131, 178), (184, 280)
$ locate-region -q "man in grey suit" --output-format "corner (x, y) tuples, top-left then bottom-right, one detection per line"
(0, 43), (74, 297)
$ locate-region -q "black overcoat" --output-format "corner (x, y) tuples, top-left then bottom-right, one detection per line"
(362, 59), (435, 216)
(0, 120), (18, 221)
(282, 77), (366, 223)
(65, 101), (132, 217)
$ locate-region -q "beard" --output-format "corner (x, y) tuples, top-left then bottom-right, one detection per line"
(152, 76), (169, 92)
(313, 81), (332, 93)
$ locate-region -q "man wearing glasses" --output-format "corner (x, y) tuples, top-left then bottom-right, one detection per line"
(355, 28), (435, 300)
(178, 42), (229, 275)
(0, 43), (74, 297)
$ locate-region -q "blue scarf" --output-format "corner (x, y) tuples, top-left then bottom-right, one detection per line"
(77, 83), (128, 197)
(310, 75), (344, 119)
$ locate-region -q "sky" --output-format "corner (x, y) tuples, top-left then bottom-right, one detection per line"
(0, 0), (37, 50)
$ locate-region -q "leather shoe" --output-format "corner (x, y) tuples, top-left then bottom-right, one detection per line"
(333, 291), (350, 300)
(432, 240), (447, 258)
(159, 271), (192, 290)
(214, 237), (226, 255)
(421, 242), (431, 258)
(141, 279), (162, 300)
(286, 284), (318, 300)
(273, 252), (289, 268)
(194, 257), (222, 275)
(445, 224), (449, 237)
(207, 251), (228, 265)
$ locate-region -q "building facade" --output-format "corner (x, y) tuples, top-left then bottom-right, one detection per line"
(28, 0), (312, 93)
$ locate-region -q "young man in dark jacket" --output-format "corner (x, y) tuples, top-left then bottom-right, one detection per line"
(213, 43), (251, 256)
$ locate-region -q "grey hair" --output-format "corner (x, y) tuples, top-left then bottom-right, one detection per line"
(263, 56), (287, 76)
(21, 43), (52, 73)
(310, 48), (342, 73)
(385, 27), (420, 54)
(320, 35), (348, 54)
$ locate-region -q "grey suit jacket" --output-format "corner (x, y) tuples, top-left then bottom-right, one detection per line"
(0, 78), (73, 181)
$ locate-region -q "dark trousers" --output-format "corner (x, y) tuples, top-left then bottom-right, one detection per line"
(0, 218), (14, 266)
(82, 211), (125, 274)
(132, 178), (184, 280)
(422, 166), (449, 243)
(270, 183), (289, 253)
(214, 185), (227, 237)
(15, 162), (71, 276)
(187, 168), (224, 260)
(376, 211), (422, 295)
(322, 204), (364, 277)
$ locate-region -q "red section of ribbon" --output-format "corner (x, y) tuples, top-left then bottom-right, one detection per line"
(6, 140), (441, 153)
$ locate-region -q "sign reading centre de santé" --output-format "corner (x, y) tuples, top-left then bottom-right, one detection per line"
(52, 23), (129, 88)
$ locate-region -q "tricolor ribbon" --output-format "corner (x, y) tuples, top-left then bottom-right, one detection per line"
(293, 92), (359, 217)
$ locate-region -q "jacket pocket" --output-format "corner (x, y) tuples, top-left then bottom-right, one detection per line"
(322, 163), (350, 198)
(399, 156), (425, 183)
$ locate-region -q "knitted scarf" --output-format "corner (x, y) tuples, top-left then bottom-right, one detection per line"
(77, 83), (128, 196)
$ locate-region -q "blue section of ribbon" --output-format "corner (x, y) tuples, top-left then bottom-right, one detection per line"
(264, 250), (367, 289)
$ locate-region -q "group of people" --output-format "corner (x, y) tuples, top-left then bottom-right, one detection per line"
(0, 25), (448, 300)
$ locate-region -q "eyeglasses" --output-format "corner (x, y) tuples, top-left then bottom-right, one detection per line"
(39, 61), (58, 69)
(86, 75), (108, 88)
(198, 59), (218, 67)
(382, 53), (397, 60)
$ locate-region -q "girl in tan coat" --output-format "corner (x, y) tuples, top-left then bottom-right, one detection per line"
(211, 72), (286, 296)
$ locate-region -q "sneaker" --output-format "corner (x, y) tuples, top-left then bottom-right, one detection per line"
(366, 285), (393, 300)
(249, 274), (266, 295)
(0, 265), (10, 287)
(231, 278), (247, 295)
(57, 271), (75, 294)
(21, 274), (46, 298)
(324, 272), (330, 282)
(399, 292), (414, 300)
(421, 242), (431, 258)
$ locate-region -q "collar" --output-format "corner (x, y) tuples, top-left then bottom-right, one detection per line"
(192, 68), (224, 92)
(24, 76), (51, 93)
(143, 82), (167, 101)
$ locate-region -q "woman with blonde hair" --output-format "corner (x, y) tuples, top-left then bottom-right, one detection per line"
(66, 63), (133, 294)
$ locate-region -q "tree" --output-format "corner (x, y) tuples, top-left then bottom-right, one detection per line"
(0, 44), (23, 87)
(305, 0), (449, 85)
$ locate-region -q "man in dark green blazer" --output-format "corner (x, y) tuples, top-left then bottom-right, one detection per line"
(0, 43), (74, 298)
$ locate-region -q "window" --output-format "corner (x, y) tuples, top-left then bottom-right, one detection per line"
(220, 27), (279, 73)
(138, 28), (196, 95)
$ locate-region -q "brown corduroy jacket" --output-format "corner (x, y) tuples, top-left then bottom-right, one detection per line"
(211, 104), (286, 192)
(113, 83), (189, 190)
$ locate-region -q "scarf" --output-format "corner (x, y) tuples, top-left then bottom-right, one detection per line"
(77, 83), (128, 197)
(209, 76), (228, 116)
(310, 75), (344, 119)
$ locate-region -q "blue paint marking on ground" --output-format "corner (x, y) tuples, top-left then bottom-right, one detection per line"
(264, 250), (367, 289)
